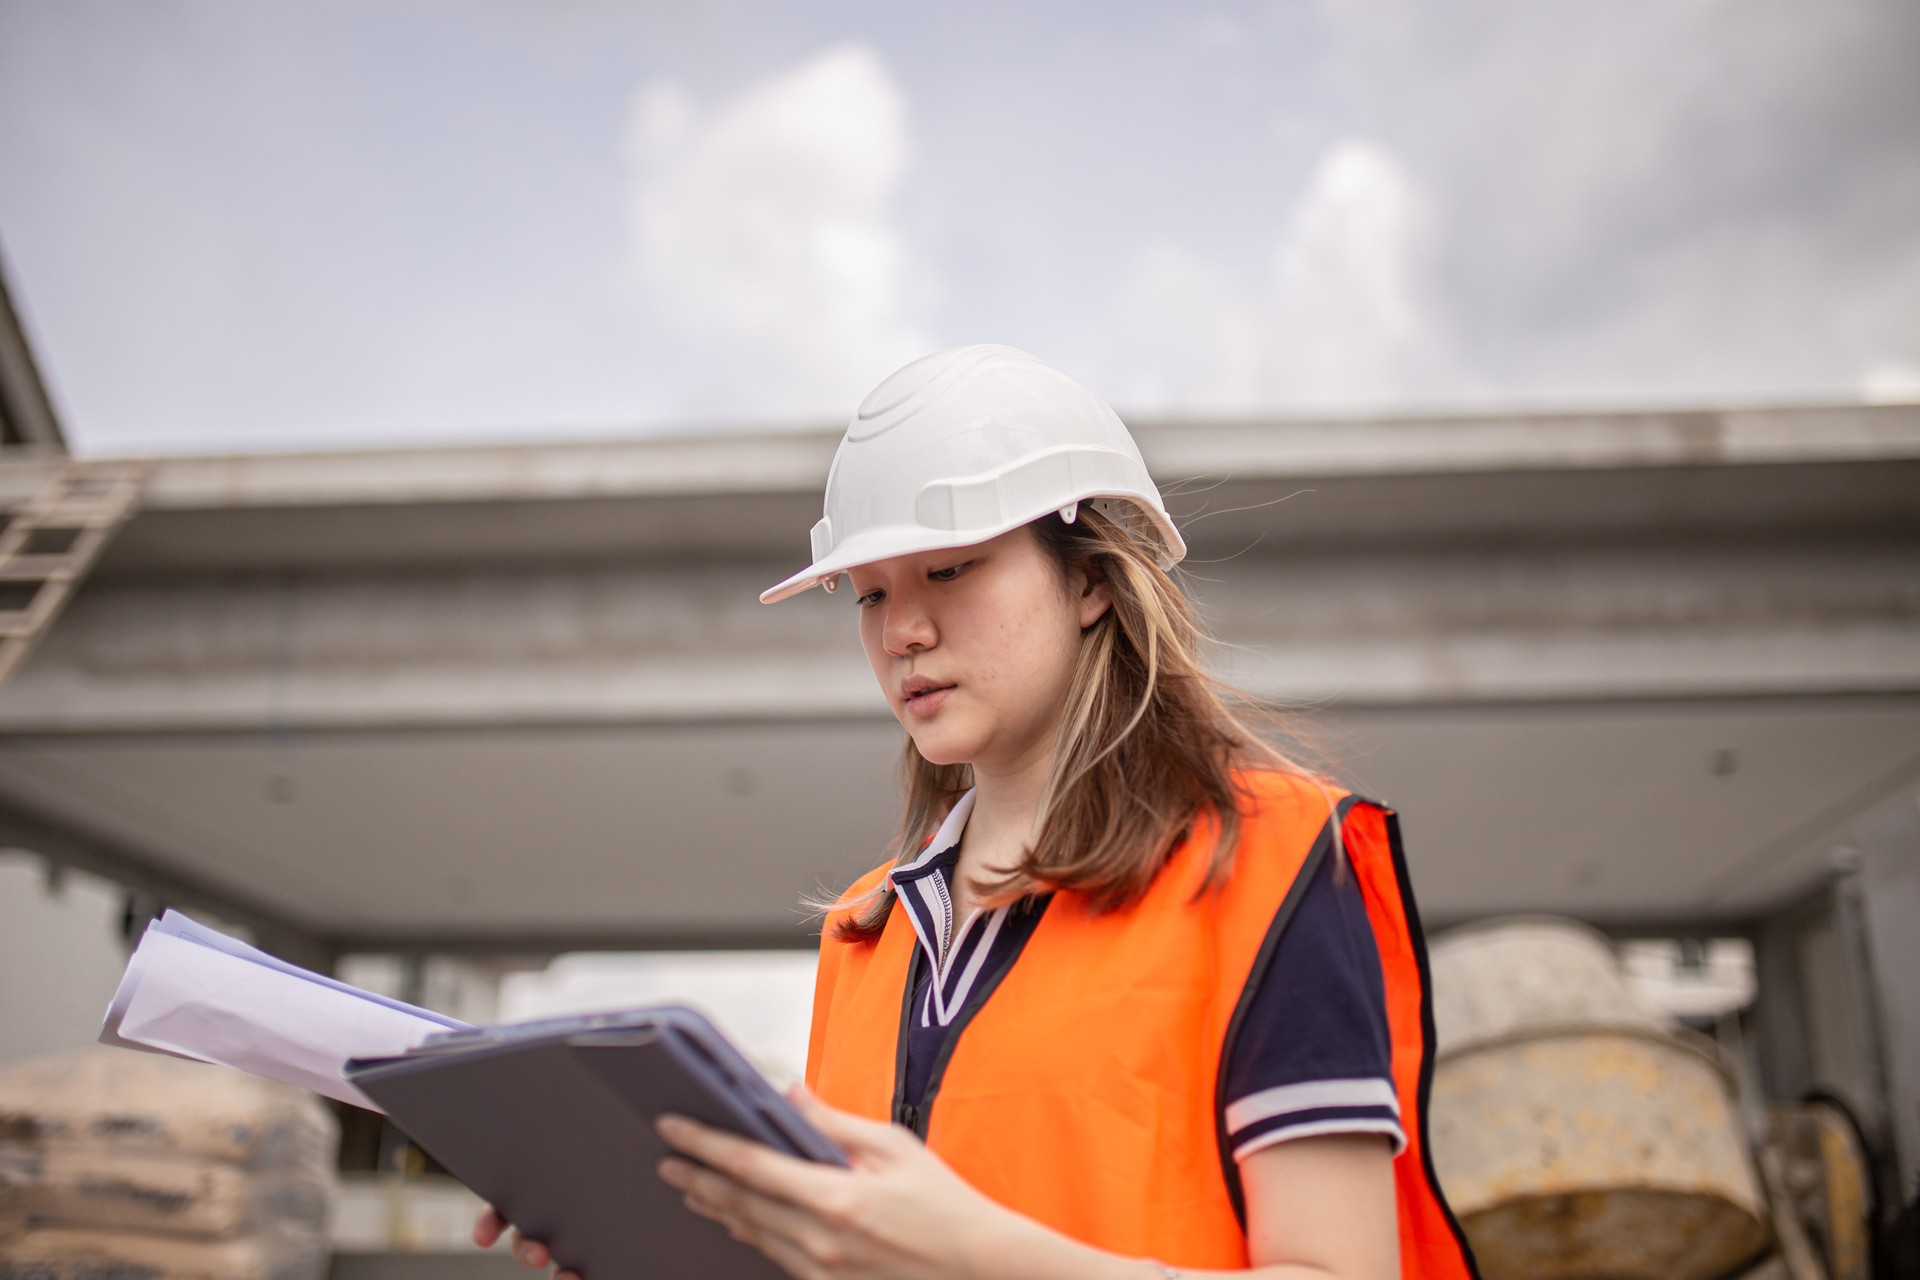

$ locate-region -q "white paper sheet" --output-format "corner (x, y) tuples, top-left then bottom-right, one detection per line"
(101, 912), (473, 1111)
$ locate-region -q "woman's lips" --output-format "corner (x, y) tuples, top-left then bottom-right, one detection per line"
(903, 685), (954, 718)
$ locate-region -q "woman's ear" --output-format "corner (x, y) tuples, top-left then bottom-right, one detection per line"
(1072, 561), (1114, 629)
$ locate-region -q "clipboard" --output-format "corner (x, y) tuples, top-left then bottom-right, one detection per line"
(347, 1005), (846, 1279)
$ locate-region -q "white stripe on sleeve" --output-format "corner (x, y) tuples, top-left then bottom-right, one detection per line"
(1223, 1077), (1401, 1133)
(1233, 1117), (1408, 1161)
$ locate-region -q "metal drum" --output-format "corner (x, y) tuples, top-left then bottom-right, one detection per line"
(1426, 919), (1772, 1280)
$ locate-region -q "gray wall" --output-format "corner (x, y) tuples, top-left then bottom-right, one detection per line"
(0, 851), (130, 1065)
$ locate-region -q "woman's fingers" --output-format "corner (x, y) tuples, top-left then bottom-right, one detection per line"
(665, 1155), (817, 1236)
(655, 1115), (836, 1209)
(698, 1199), (830, 1280)
(668, 1157), (840, 1278)
(488, 1103), (889, 1280)
(786, 1083), (910, 1155)
(473, 1204), (506, 1249)
(474, 1207), (550, 1274)
(509, 1232), (551, 1270)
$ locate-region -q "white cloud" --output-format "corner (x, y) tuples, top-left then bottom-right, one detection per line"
(1102, 0), (1920, 416)
(1103, 242), (1259, 409)
(1315, 0), (1920, 405)
(1266, 140), (1460, 402)
(1101, 140), (1474, 412)
(625, 45), (934, 423)
(1862, 363), (1920, 405)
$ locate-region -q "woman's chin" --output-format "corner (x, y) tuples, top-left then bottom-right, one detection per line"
(908, 728), (977, 769)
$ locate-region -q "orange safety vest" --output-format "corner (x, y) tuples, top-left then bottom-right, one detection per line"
(806, 770), (1478, 1277)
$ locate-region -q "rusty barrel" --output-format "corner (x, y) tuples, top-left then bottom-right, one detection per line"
(1426, 918), (1771, 1280)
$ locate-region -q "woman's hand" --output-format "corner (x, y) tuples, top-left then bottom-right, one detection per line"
(656, 1085), (1069, 1280)
(470, 1088), (1064, 1280)
(473, 1203), (582, 1280)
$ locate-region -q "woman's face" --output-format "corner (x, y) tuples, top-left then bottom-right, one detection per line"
(848, 525), (1112, 778)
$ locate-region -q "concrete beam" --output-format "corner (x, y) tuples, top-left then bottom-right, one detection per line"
(0, 791), (336, 971)
(0, 251), (66, 452)
(1, 534), (1912, 734)
(0, 403), (1904, 514)
(65, 457), (1920, 580)
(0, 404), (1903, 577)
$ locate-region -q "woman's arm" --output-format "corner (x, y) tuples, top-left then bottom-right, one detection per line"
(1235, 1132), (1400, 1278)
(649, 1087), (1399, 1280)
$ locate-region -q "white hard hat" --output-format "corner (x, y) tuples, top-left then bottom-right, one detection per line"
(761, 345), (1185, 604)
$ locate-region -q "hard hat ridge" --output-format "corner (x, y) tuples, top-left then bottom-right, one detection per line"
(760, 345), (1185, 604)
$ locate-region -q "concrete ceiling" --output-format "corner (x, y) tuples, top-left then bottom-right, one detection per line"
(0, 694), (1912, 952)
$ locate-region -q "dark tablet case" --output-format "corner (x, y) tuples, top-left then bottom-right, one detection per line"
(351, 1019), (834, 1279)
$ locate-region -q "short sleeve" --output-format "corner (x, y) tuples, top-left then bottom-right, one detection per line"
(1222, 851), (1406, 1160)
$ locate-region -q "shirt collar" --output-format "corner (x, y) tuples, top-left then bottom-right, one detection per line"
(890, 788), (976, 887)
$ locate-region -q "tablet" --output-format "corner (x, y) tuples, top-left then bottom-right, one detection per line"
(347, 1005), (845, 1279)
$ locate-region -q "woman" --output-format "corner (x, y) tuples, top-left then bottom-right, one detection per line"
(480, 346), (1477, 1279)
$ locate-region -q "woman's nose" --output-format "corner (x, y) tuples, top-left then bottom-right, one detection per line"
(882, 600), (936, 656)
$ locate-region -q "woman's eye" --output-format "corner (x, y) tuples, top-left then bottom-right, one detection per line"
(929, 562), (969, 582)
(854, 589), (883, 608)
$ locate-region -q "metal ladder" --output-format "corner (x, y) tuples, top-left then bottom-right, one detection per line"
(0, 458), (152, 688)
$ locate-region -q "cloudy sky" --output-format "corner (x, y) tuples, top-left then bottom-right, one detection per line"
(1, 0), (1915, 455)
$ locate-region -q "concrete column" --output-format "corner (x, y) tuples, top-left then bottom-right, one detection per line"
(1847, 783), (1920, 1190)
(1752, 893), (1820, 1103)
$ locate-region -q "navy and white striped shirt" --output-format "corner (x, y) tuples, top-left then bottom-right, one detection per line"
(889, 789), (1406, 1160)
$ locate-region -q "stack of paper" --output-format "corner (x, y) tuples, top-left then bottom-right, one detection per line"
(101, 912), (472, 1112)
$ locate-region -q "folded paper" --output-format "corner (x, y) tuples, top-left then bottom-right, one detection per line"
(101, 911), (470, 1111)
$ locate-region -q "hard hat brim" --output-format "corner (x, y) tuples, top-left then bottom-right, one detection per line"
(757, 496), (1186, 605)
(757, 525), (996, 605)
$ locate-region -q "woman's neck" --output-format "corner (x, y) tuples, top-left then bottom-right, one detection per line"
(955, 746), (1054, 894)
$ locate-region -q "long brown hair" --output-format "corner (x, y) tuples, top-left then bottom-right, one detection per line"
(828, 504), (1328, 942)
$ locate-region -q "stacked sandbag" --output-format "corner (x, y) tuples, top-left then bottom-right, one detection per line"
(0, 1047), (337, 1280)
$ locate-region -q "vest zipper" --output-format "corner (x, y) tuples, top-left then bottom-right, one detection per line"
(888, 944), (923, 1134)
